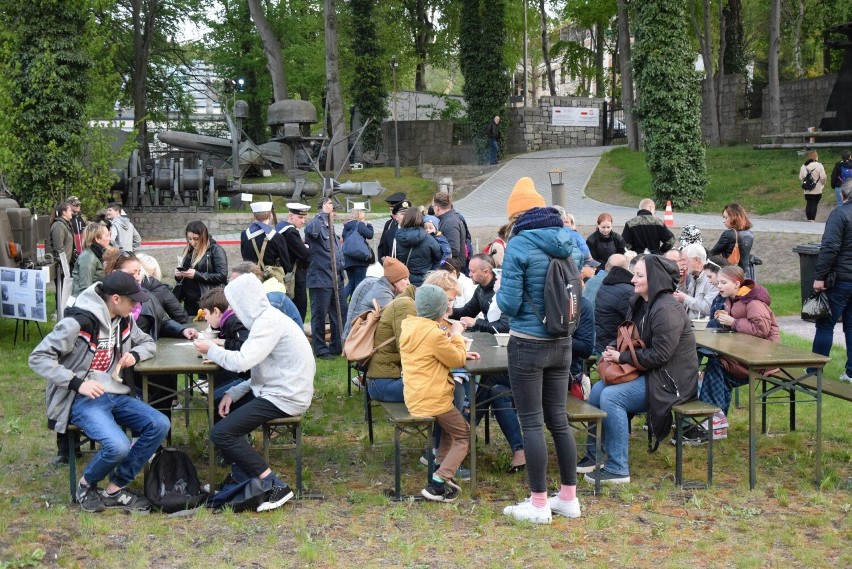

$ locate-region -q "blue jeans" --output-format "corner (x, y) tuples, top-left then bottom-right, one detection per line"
(343, 266), (368, 302)
(812, 279), (852, 375)
(309, 285), (346, 356)
(508, 336), (577, 492)
(70, 393), (170, 488)
(367, 378), (404, 403)
(487, 138), (498, 165)
(835, 187), (843, 207)
(473, 374), (523, 451)
(585, 376), (648, 477)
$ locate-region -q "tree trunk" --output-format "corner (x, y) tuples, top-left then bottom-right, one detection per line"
(715, 0), (727, 144)
(324, 0), (348, 177)
(247, 0), (287, 101)
(768, 0), (782, 142)
(690, 0), (720, 146)
(793, 0), (805, 78)
(539, 0), (556, 96)
(617, 0), (639, 150)
(595, 21), (605, 97)
(407, 0), (431, 92)
(131, 0), (159, 164)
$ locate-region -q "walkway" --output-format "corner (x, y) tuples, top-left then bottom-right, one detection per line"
(454, 146), (825, 235)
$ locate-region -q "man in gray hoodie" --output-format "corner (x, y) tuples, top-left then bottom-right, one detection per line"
(29, 271), (168, 513)
(194, 273), (316, 512)
(105, 203), (141, 252)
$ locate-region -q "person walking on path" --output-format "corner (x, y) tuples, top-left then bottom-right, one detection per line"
(486, 116), (501, 165)
(812, 184), (852, 383)
(800, 150), (827, 221)
(829, 150), (852, 207)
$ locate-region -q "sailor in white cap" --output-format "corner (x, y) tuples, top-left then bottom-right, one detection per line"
(273, 203), (312, 319)
(240, 200), (291, 278)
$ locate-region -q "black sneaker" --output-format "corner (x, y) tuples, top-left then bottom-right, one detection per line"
(576, 455), (604, 474)
(257, 484), (294, 512)
(421, 481), (459, 502)
(100, 487), (151, 511)
(583, 469), (631, 485)
(76, 483), (105, 513)
(670, 424), (708, 447)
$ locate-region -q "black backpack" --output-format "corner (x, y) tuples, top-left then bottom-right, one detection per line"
(802, 168), (818, 191)
(145, 448), (208, 513)
(524, 256), (582, 338)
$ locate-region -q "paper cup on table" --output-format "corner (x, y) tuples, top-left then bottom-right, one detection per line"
(202, 328), (218, 341)
(462, 336), (473, 351)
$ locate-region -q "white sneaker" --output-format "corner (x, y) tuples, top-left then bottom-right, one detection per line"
(700, 411), (729, 431)
(503, 499), (552, 524)
(840, 373), (852, 384)
(548, 495), (581, 518)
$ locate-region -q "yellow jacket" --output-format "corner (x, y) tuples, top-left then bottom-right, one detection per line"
(399, 316), (467, 417)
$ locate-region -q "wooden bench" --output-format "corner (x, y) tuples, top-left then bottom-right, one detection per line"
(261, 416), (304, 497)
(379, 401), (435, 500)
(566, 397), (607, 495)
(672, 400), (721, 488)
(65, 424), (97, 502)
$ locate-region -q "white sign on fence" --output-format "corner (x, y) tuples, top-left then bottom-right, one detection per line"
(1, 266), (49, 322)
(551, 106), (599, 127)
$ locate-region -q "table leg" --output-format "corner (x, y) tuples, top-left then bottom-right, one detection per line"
(469, 376), (477, 499)
(748, 370), (757, 490)
(815, 368), (823, 486)
(207, 372), (215, 484)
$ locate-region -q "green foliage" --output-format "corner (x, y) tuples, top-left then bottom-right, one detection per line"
(723, 0), (748, 75)
(349, 0), (388, 154)
(633, 0), (707, 209)
(459, 0), (510, 163)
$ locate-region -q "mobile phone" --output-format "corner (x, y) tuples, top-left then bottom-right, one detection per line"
(711, 329), (734, 333)
(177, 266), (188, 272)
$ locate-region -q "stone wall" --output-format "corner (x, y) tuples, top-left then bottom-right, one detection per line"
(505, 97), (604, 154)
(132, 212), (253, 240)
(381, 120), (477, 166)
(702, 73), (837, 144)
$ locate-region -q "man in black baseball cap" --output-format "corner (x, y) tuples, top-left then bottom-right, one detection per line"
(29, 270), (167, 513)
(378, 194), (409, 263)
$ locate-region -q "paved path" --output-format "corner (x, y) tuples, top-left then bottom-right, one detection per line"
(455, 146), (825, 235)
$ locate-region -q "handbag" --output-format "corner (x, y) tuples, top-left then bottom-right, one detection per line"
(597, 322), (647, 385)
(727, 230), (741, 266)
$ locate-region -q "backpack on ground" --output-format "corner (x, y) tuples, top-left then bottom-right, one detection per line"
(144, 448), (208, 513)
(342, 299), (394, 371)
(523, 256), (582, 338)
(801, 168), (818, 191)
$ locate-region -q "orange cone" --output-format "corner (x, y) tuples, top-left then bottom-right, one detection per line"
(664, 200), (675, 227)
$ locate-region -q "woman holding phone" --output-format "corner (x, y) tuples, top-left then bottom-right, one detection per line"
(175, 221), (228, 316)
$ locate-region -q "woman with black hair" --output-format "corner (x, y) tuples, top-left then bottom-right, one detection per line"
(175, 221), (228, 316)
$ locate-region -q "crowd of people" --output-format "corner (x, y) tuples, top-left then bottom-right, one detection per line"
(32, 157), (852, 522)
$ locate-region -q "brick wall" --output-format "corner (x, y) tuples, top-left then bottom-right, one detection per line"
(505, 96), (604, 154)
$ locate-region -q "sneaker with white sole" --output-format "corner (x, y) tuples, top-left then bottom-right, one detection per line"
(548, 495), (581, 518)
(583, 469), (631, 485)
(576, 455), (603, 474)
(503, 499), (552, 524)
(257, 484), (294, 512)
(421, 479), (459, 502)
(840, 373), (852, 384)
(670, 424), (708, 446)
(100, 487), (150, 511)
(76, 482), (105, 513)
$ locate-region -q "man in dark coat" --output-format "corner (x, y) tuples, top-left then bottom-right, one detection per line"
(622, 198), (675, 255)
(486, 115), (501, 165)
(377, 193), (408, 263)
(451, 254), (507, 332)
(275, 203), (312, 320)
(593, 254), (634, 353)
(432, 191), (467, 271)
(67, 196), (86, 255)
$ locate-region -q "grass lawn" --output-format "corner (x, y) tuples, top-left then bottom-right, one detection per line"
(1, 290), (850, 568)
(586, 146), (808, 214)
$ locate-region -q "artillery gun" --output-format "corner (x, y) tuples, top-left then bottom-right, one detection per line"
(0, 193), (52, 272)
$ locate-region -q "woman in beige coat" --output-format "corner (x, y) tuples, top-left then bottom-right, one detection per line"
(800, 149), (827, 221)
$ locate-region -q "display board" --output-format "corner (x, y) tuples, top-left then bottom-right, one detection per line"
(551, 106), (600, 127)
(1, 267), (49, 322)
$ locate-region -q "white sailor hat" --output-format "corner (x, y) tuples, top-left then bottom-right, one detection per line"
(250, 201), (274, 213)
(286, 202), (311, 214)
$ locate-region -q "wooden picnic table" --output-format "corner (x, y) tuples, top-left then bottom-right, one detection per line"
(693, 330), (830, 489)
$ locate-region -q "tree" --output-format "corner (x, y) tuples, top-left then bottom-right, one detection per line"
(349, 0), (388, 154)
(633, 0), (706, 208)
(324, 0), (348, 176)
(539, 0), (556, 96)
(247, 0), (288, 100)
(0, 0), (120, 210)
(459, 0), (510, 162)
(690, 0), (723, 146)
(767, 0), (781, 140)
(722, 0), (747, 75)
(616, 0), (639, 150)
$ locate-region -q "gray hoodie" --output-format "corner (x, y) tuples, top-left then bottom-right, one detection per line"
(29, 282), (156, 433)
(110, 215), (141, 252)
(206, 274), (315, 416)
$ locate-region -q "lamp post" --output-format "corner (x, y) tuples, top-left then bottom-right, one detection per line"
(390, 55), (400, 178)
(548, 168), (565, 209)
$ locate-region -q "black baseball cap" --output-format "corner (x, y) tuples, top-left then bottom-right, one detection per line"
(101, 272), (150, 303)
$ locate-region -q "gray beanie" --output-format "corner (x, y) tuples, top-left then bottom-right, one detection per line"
(415, 284), (448, 321)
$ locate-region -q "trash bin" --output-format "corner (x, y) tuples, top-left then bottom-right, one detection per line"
(793, 243), (822, 321)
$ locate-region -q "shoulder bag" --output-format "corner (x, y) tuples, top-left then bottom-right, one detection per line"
(597, 321), (647, 385)
(727, 230), (741, 266)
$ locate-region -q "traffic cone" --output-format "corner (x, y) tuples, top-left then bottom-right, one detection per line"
(664, 200), (675, 227)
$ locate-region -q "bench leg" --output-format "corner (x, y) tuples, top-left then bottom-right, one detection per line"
(789, 385), (796, 432)
(675, 413), (684, 487)
(707, 418), (714, 487)
(593, 419), (602, 495)
(69, 435), (77, 502)
(761, 380), (768, 435)
(364, 389), (374, 446)
(262, 424), (271, 464)
(393, 425), (402, 500)
(295, 423), (303, 497)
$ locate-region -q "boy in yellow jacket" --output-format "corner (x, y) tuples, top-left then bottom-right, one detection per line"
(400, 284), (478, 502)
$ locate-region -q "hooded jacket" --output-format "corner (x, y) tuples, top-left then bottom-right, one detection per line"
(142, 276), (188, 324)
(393, 227), (442, 286)
(29, 282), (156, 433)
(723, 281), (780, 341)
(622, 255), (697, 448)
(496, 208), (581, 338)
(399, 315), (467, 417)
(205, 274), (315, 416)
(343, 276), (397, 340)
(367, 285), (416, 379)
(594, 266), (635, 352)
(435, 208), (466, 269)
(110, 215), (141, 252)
(814, 201), (852, 283)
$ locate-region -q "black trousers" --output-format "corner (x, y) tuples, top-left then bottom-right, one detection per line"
(210, 392), (288, 479)
(804, 193), (821, 221)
